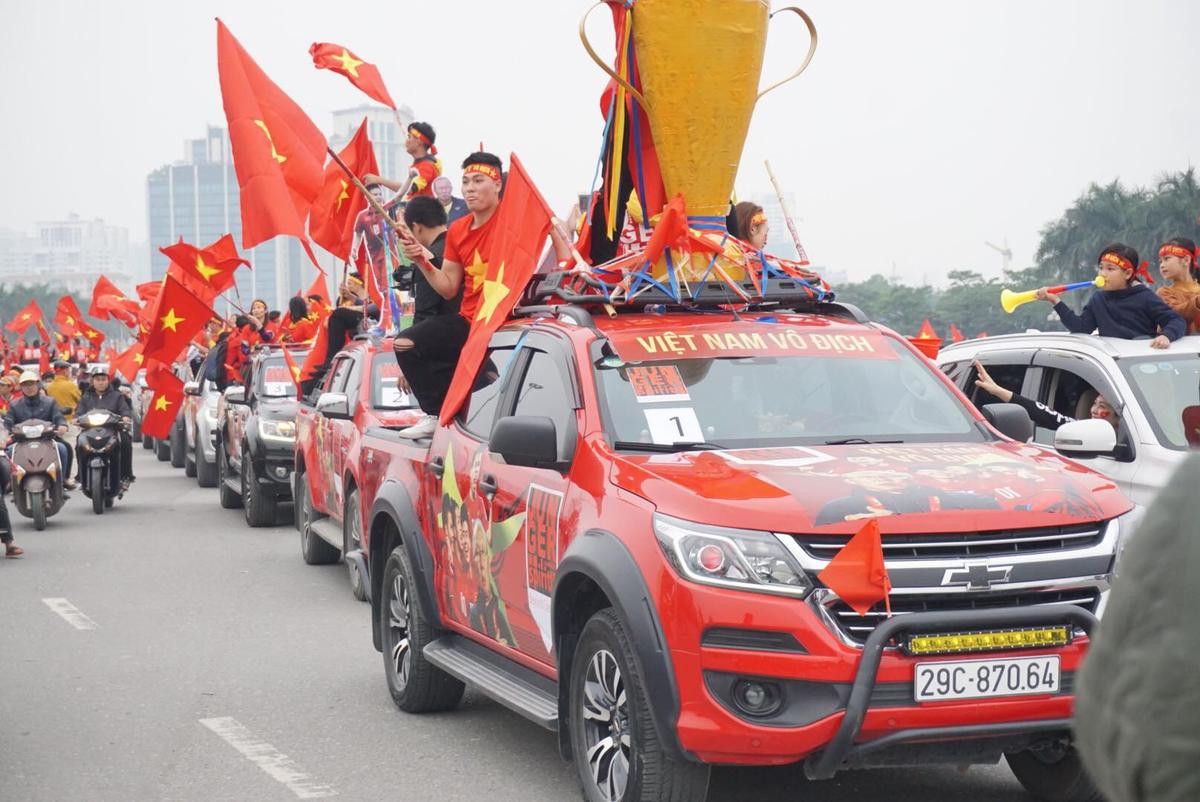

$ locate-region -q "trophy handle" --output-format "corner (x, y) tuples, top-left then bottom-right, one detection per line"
(756, 6), (818, 102)
(579, 1), (652, 118)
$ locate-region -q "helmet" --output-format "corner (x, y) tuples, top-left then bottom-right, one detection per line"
(52, 359), (70, 370)
(18, 371), (39, 384)
(90, 364), (111, 377)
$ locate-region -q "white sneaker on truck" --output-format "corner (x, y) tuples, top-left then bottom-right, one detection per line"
(396, 414), (438, 440)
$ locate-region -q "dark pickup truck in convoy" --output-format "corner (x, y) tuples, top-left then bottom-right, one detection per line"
(216, 345), (308, 526)
(352, 285), (1133, 802)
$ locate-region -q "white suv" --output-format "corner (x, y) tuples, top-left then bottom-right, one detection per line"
(938, 332), (1200, 505)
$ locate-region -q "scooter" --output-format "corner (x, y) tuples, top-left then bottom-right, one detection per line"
(77, 409), (124, 514)
(9, 418), (67, 530)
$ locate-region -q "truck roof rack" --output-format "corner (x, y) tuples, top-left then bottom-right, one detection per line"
(517, 271), (870, 324)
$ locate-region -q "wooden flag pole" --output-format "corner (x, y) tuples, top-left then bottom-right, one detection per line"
(764, 159), (811, 264)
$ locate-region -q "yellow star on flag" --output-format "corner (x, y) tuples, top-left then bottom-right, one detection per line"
(134, 353), (144, 365)
(195, 255), (221, 282)
(160, 308), (185, 332)
(65, 316), (74, 326)
(154, 395), (172, 412)
(20, 313), (30, 321)
(334, 180), (350, 214)
(253, 120), (287, 164)
(85, 329), (100, 340)
(333, 49), (364, 78)
(465, 250), (488, 292)
(475, 262), (511, 323)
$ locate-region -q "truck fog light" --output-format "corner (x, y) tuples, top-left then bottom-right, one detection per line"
(272, 465), (289, 479)
(732, 679), (783, 718)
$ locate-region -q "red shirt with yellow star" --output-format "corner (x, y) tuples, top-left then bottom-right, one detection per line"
(444, 213), (499, 323)
(408, 156), (441, 199)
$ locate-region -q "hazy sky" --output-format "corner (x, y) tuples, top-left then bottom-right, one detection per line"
(2, 0), (1197, 284)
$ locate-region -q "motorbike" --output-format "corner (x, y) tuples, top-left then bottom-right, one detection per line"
(9, 418), (67, 530)
(77, 409), (125, 514)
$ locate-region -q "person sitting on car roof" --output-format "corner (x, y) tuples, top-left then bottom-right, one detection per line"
(972, 361), (1118, 432)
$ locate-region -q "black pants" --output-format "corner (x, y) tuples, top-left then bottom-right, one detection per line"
(0, 459), (11, 543)
(300, 308), (364, 399)
(394, 314), (469, 416)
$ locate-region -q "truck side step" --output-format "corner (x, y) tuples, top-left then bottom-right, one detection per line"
(222, 477), (240, 494)
(424, 635), (558, 730)
(309, 517), (342, 549)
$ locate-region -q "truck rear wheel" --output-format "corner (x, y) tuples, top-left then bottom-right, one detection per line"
(1006, 742), (1103, 802)
(155, 437), (170, 462)
(380, 545), (463, 713)
(569, 609), (709, 802)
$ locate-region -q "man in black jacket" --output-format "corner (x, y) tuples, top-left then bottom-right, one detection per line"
(4, 371), (74, 489)
(74, 366), (134, 487)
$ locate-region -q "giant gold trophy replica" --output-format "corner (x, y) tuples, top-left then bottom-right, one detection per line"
(581, 0), (821, 294)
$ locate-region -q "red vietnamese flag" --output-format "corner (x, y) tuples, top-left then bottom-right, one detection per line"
(161, 234), (250, 302)
(89, 276), (140, 327)
(303, 272), (333, 321)
(439, 154), (554, 424)
(79, 321), (105, 349)
(141, 363), (185, 439)
(948, 323), (965, 343)
(217, 20), (326, 254)
(112, 342), (145, 383)
(310, 118), (378, 261)
(136, 281), (163, 304)
(54, 295), (86, 338)
(309, 42), (396, 109)
(818, 519), (892, 617)
(281, 346), (303, 398)
(298, 318), (329, 384)
(916, 319), (938, 340)
(142, 276), (215, 365)
(6, 300), (44, 334)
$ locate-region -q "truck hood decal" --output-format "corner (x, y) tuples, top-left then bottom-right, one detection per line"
(610, 442), (1132, 534)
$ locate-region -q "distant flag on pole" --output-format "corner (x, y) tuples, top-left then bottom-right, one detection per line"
(309, 42), (396, 109)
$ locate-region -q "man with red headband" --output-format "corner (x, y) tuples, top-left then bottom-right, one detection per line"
(363, 120), (441, 203)
(1036, 242), (1185, 349)
(392, 151), (505, 439)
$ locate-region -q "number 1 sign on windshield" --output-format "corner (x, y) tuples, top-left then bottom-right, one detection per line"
(643, 408), (704, 444)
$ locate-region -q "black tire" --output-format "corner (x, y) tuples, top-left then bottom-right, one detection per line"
(184, 441), (197, 478)
(242, 445), (276, 527)
(169, 425), (186, 469)
(344, 487), (368, 601)
(90, 465), (105, 515)
(30, 491), (47, 531)
(104, 495), (113, 509)
(299, 479), (338, 565)
(1006, 744), (1103, 802)
(195, 438), (217, 488)
(380, 545), (464, 713)
(217, 439), (242, 509)
(569, 609), (710, 802)
(142, 433), (154, 450)
(132, 418), (142, 443)
(155, 437), (170, 462)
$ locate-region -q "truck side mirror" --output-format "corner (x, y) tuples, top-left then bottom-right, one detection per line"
(1054, 418), (1117, 458)
(489, 416), (558, 470)
(982, 403), (1034, 442)
(224, 386), (247, 406)
(315, 392), (351, 420)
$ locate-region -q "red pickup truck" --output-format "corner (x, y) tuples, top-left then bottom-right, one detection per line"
(357, 288), (1130, 802)
(293, 336), (421, 600)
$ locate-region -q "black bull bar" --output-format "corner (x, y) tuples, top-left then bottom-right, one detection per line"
(804, 604), (1099, 780)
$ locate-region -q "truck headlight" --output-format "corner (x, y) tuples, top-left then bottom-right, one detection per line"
(653, 513), (812, 598)
(258, 419), (296, 442)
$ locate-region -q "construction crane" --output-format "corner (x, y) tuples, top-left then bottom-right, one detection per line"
(985, 238), (1013, 274)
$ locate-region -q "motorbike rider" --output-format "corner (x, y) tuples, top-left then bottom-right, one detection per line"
(3, 371), (75, 490)
(0, 454), (19, 557)
(46, 360), (81, 421)
(74, 365), (134, 491)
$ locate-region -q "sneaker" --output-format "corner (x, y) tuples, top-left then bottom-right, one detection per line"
(396, 414), (438, 440)
(5, 544), (23, 558)
(64, 479), (78, 490)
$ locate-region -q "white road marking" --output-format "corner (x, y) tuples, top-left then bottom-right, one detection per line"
(199, 716), (336, 799)
(41, 598), (98, 630)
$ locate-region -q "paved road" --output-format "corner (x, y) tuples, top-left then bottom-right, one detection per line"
(0, 448), (1035, 801)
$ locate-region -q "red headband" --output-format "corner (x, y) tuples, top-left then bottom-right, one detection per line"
(407, 127), (436, 155)
(1100, 251), (1154, 283)
(750, 211), (767, 227)
(1159, 244), (1198, 264)
(463, 163), (501, 183)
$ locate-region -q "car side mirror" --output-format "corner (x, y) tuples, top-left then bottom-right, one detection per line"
(183, 381), (200, 397)
(315, 392), (351, 420)
(1054, 418), (1117, 458)
(224, 386), (247, 405)
(982, 403), (1034, 442)
(489, 416), (558, 470)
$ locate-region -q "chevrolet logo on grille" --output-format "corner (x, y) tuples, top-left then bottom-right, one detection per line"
(941, 563), (1013, 589)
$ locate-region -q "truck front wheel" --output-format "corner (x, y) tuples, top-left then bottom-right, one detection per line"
(380, 545), (463, 714)
(1006, 742), (1103, 802)
(568, 609), (709, 802)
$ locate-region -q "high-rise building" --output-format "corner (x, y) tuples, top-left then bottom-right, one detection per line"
(0, 215), (133, 295)
(328, 103), (414, 185)
(146, 126), (304, 312)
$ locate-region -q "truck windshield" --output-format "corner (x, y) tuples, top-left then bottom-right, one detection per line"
(258, 357), (301, 398)
(1119, 354), (1200, 451)
(596, 338), (982, 448)
(372, 356), (416, 410)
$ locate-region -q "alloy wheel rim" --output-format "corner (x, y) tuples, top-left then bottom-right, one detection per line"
(581, 649), (630, 802)
(388, 572), (412, 690)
